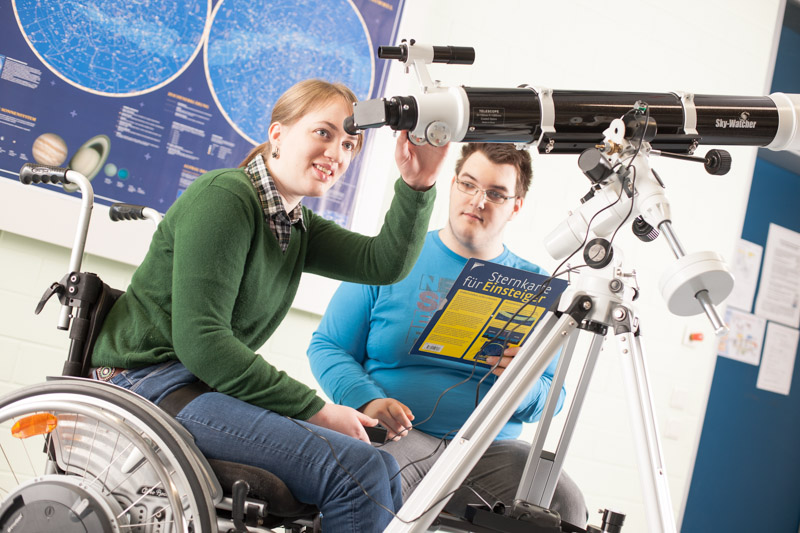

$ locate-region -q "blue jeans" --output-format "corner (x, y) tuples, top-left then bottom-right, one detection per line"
(110, 361), (402, 532)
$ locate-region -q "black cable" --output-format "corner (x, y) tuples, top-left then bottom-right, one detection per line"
(470, 109), (653, 405)
(471, 168), (630, 398)
(285, 416), (461, 524)
(389, 428), (459, 481)
(625, 105), (651, 170)
(387, 359), (482, 434)
(605, 105), (650, 251)
(470, 180), (629, 407)
(303, 103), (655, 526)
(608, 165), (637, 247)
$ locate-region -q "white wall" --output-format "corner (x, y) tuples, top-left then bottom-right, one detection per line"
(0, 0), (785, 531)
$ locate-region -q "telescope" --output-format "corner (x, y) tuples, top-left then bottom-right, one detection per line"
(345, 40), (800, 154)
(357, 41), (796, 533)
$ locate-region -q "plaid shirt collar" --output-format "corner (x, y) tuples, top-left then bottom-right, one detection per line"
(245, 154), (305, 252)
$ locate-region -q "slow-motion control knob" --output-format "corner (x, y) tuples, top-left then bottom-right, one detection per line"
(704, 149), (732, 175)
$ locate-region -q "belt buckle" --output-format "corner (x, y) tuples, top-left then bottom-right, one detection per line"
(93, 366), (118, 382)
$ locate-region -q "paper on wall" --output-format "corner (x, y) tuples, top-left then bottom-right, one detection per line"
(756, 321), (799, 396)
(754, 224), (800, 328)
(726, 239), (763, 312)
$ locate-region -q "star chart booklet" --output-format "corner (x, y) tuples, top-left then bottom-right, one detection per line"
(410, 258), (568, 366)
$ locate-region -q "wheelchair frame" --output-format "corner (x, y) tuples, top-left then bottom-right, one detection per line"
(0, 164), (320, 533)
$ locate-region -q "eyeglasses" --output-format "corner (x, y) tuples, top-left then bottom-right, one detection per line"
(454, 177), (517, 205)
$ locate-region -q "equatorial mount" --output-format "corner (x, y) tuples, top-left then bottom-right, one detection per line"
(544, 105), (734, 334)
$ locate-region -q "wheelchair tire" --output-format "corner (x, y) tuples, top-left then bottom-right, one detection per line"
(0, 378), (219, 532)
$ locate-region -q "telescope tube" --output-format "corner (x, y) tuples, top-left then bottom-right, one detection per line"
(349, 87), (800, 154)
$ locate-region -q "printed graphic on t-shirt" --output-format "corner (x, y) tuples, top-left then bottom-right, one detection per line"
(405, 274), (454, 344)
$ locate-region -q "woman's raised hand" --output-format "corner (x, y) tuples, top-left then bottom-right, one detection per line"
(394, 131), (450, 191)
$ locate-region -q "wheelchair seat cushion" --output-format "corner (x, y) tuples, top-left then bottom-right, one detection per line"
(207, 458), (318, 518)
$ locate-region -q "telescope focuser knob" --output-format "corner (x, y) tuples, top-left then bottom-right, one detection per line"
(704, 149), (732, 175)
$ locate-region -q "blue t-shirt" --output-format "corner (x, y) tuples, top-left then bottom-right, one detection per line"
(307, 230), (565, 439)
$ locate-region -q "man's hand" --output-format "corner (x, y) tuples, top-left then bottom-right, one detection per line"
(395, 131), (449, 191)
(360, 398), (414, 441)
(484, 345), (520, 377)
(307, 403), (379, 444)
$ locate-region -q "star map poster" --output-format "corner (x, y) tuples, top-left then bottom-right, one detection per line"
(0, 0), (404, 228)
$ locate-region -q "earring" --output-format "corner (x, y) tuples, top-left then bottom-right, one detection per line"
(271, 146), (280, 159)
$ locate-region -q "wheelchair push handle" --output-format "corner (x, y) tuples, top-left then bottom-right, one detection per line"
(19, 162), (70, 185)
(20, 162), (77, 186)
(20, 163), (94, 330)
(110, 203), (163, 225)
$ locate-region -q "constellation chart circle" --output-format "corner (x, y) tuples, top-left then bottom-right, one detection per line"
(13, 0), (209, 96)
(205, 0), (374, 144)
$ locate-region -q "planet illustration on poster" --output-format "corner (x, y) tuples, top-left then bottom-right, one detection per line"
(31, 133), (68, 166)
(65, 134), (111, 192)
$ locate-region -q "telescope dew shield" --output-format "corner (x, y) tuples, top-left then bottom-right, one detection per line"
(766, 92), (800, 151)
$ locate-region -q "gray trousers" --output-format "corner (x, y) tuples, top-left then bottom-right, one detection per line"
(381, 430), (588, 527)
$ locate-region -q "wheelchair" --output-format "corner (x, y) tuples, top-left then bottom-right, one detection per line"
(0, 164), (320, 532)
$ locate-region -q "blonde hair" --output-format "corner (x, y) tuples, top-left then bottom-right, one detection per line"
(239, 79), (362, 167)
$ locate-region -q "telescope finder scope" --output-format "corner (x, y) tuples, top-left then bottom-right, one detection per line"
(378, 42), (475, 65)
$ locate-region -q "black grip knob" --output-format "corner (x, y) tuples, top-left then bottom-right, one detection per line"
(109, 203), (147, 222)
(632, 215), (660, 242)
(19, 163), (70, 185)
(704, 149), (732, 175)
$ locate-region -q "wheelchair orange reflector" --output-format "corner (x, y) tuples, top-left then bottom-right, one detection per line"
(12, 413), (58, 438)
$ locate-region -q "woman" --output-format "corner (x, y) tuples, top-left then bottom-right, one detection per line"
(92, 79), (448, 531)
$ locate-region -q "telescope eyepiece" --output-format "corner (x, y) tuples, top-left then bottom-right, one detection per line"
(343, 115), (358, 135)
(378, 45), (407, 61)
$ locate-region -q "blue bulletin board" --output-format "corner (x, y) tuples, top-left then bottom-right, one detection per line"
(0, 0), (404, 228)
(681, 10), (800, 532)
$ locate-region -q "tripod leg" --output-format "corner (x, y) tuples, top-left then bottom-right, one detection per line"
(386, 298), (592, 533)
(516, 329), (605, 509)
(614, 309), (677, 533)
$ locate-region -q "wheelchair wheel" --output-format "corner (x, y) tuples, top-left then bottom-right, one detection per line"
(0, 378), (219, 532)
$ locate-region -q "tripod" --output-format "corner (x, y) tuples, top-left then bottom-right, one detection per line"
(385, 110), (734, 533)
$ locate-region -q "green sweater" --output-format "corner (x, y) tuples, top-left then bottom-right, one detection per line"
(93, 167), (435, 420)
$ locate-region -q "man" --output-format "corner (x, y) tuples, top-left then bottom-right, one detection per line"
(307, 143), (587, 526)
